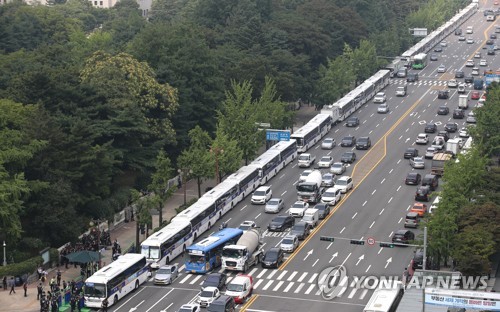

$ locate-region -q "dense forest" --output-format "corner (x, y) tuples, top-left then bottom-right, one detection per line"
(0, 0), (469, 257)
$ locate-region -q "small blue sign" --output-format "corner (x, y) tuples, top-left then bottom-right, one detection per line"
(266, 130), (290, 141)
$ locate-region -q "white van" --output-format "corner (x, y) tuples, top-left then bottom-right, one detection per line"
(458, 94), (469, 109)
(301, 208), (319, 227)
(251, 186), (272, 204)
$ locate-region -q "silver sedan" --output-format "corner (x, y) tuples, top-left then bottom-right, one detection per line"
(265, 198), (284, 213)
(330, 162), (347, 175)
(409, 157), (425, 169)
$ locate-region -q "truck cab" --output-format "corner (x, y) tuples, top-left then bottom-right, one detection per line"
(225, 275), (253, 304)
(298, 153), (315, 168)
(301, 208), (319, 227)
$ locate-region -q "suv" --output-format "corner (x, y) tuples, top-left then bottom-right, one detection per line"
(444, 122), (458, 132)
(251, 186), (272, 204)
(346, 116), (359, 127)
(412, 249), (430, 270)
(453, 109), (465, 119)
(404, 212), (419, 228)
(407, 73), (419, 82)
(404, 148), (419, 159)
(373, 92), (386, 103)
(207, 296), (235, 312)
(437, 106), (449, 115)
(405, 173), (421, 185)
(392, 230), (415, 245)
(355, 137), (371, 150)
(415, 185), (431, 202)
(341, 135), (356, 147)
(422, 174), (438, 191)
(424, 123), (437, 133)
(438, 90), (449, 99)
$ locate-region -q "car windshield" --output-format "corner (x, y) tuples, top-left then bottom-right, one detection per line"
(320, 157), (330, 162)
(301, 171), (311, 177)
(292, 203), (304, 208)
(264, 250), (278, 260)
(298, 155), (309, 160)
(205, 275), (219, 283)
(200, 290), (215, 298)
(226, 283), (244, 292)
(239, 225), (251, 231)
(297, 184), (315, 192)
(253, 190), (265, 196)
(293, 224), (305, 231)
(324, 138), (333, 143)
(336, 179), (347, 186)
(332, 163), (342, 168)
(323, 174), (333, 180)
(157, 268), (171, 275)
(324, 191), (336, 197)
(315, 204), (326, 211)
(282, 238), (294, 245)
(268, 199), (279, 205)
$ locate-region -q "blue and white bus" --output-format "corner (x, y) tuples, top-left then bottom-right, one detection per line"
(225, 166), (261, 200)
(248, 149), (282, 184)
(84, 254), (148, 308)
(202, 179), (239, 217)
(185, 228), (244, 274)
(268, 139), (297, 167)
(291, 113), (332, 152)
(140, 220), (193, 268)
(171, 198), (218, 241)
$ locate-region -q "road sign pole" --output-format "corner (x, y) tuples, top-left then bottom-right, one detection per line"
(423, 226), (427, 271)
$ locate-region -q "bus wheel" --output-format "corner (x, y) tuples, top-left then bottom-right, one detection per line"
(165, 257), (170, 265)
(135, 280), (139, 290)
(219, 212), (222, 219)
(208, 222), (211, 229)
(194, 233), (198, 241)
(113, 295), (118, 305)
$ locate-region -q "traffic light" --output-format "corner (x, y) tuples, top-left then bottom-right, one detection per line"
(350, 240), (365, 245)
(320, 236), (335, 242)
(379, 242), (395, 248)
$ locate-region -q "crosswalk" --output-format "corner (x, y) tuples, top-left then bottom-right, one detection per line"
(390, 79), (474, 87)
(161, 264), (372, 301)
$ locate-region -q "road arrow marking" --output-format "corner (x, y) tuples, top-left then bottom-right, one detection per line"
(329, 252), (339, 263)
(303, 249), (313, 261)
(385, 257), (392, 269)
(356, 255), (365, 266)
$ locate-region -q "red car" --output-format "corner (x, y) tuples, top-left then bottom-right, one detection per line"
(471, 91), (480, 100)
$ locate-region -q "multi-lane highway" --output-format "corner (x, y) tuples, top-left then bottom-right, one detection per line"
(109, 3), (499, 312)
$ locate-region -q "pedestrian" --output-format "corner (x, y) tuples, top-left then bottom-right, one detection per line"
(51, 298), (58, 312)
(403, 267), (410, 287)
(177, 175), (182, 188)
(70, 295), (76, 312)
(102, 297), (109, 312)
(37, 267), (43, 280)
(9, 277), (15, 294)
(41, 271), (47, 284)
(37, 282), (43, 300)
(62, 280), (67, 291)
(56, 269), (61, 286)
(23, 281), (28, 297)
(2, 276), (7, 290)
(50, 277), (56, 291)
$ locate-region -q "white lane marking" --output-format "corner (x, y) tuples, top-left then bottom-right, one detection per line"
(283, 282), (295, 293)
(249, 268), (258, 276)
(279, 174), (285, 179)
(294, 283), (305, 293)
(281, 191), (287, 196)
(312, 259), (319, 267)
(253, 279), (263, 290)
(179, 274), (191, 284)
(241, 205), (247, 211)
(144, 289), (174, 312)
(352, 212), (358, 219)
(297, 272), (308, 283)
(113, 287), (146, 311)
(164, 303), (174, 311)
(397, 159), (401, 164)
(348, 288), (357, 299)
(388, 197), (393, 203)
(360, 289), (369, 300)
(340, 227), (345, 234)
(262, 280), (274, 291)
(378, 248), (383, 255)
(179, 265), (186, 272)
(255, 213), (261, 219)
(257, 269), (268, 279)
(267, 270), (278, 279)
(189, 275), (202, 284)
(397, 185), (402, 192)
(327, 242), (333, 250)
(293, 180), (298, 186)
(407, 205), (411, 211)
(398, 217), (403, 224)
(371, 189), (376, 195)
(376, 124), (379, 128)
(389, 168), (394, 174)
(341, 253), (352, 266)
(273, 281), (284, 291)
(292, 164), (297, 168)
(277, 271), (288, 280)
(308, 273), (318, 284)
(362, 200), (367, 206)
(369, 130), (373, 134)
(381, 178), (385, 184)
(399, 135), (403, 140)
(287, 271), (298, 281)
(304, 284), (316, 295)
(365, 265), (372, 273)
(379, 208), (384, 215)
(369, 221), (375, 229)
(389, 231), (394, 238)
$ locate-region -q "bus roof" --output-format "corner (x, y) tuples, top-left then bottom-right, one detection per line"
(172, 198), (214, 221)
(249, 149), (281, 168)
(85, 254), (146, 284)
(201, 180), (238, 202)
(141, 220), (191, 248)
(186, 228), (243, 253)
(226, 166), (260, 181)
(268, 139), (296, 152)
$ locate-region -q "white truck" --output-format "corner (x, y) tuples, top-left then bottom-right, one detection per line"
(395, 86), (407, 96)
(298, 153), (315, 168)
(296, 170), (323, 203)
(222, 229), (263, 273)
(458, 94), (469, 109)
(445, 138), (460, 156)
(301, 208), (319, 227)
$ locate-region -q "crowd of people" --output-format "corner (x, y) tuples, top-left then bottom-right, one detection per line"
(59, 228), (112, 268)
(37, 276), (84, 312)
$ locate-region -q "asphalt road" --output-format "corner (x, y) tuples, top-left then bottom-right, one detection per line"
(109, 4), (499, 312)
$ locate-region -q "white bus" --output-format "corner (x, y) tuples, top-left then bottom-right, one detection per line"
(363, 281), (403, 312)
(202, 179), (239, 216)
(170, 198), (218, 241)
(225, 166), (262, 199)
(291, 114), (332, 152)
(140, 220), (192, 268)
(248, 149), (282, 184)
(84, 254), (148, 308)
(268, 139), (297, 167)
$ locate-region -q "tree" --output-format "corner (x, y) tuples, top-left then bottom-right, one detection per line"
(210, 127), (243, 183)
(148, 150), (175, 226)
(473, 83), (500, 157)
(351, 40), (379, 85)
(451, 224), (495, 276)
(131, 189), (153, 251)
(177, 126), (213, 197)
(254, 76), (294, 130)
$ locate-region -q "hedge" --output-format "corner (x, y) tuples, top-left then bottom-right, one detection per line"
(0, 256), (43, 277)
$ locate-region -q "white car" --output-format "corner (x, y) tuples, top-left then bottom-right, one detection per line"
(457, 83), (466, 94)
(373, 92), (386, 103)
(330, 162), (347, 175)
(410, 156), (425, 169)
(298, 170), (312, 182)
(238, 220), (257, 231)
(459, 127), (469, 138)
(280, 235), (299, 253)
(440, 40), (447, 47)
(321, 187), (342, 206)
(321, 137), (336, 149)
(447, 79), (458, 88)
(479, 59), (487, 66)
(251, 186), (272, 204)
(437, 64), (446, 73)
(416, 133), (429, 145)
(472, 67), (480, 76)
(289, 201), (309, 217)
(474, 52), (481, 58)
(465, 60), (474, 67)
(197, 286), (221, 308)
(377, 103), (389, 114)
(333, 176), (354, 194)
(178, 304), (201, 312)
(467, 38), (474, 44)
(318, 156), (334, 168)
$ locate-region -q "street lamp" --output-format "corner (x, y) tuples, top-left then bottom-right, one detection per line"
(89, 219), (105, 269)
(178, 168), (193, 205)
(210, 147), (224, 184)
(3, 241), (6, 266)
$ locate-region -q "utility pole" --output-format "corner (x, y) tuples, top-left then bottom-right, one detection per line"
(423, 226), (427, 270)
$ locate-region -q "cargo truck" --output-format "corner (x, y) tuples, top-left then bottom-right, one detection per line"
(298, 153), (315, 168)
(431, 153), (452, 176)
(458, 94), (469, 109)
(222, 229), (263, 272)
(445, 138), (460, 156)
(296, 170), (323, 203)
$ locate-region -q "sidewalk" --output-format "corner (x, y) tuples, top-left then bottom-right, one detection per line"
(0, 178), (207, 312)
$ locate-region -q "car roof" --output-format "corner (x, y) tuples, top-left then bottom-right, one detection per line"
(395, 229), (409, 235)
(256, 186), (270, 191)
(338, 176), (351, 181)
(283, 234), (297, 240)
(406, 212), (419, 217)
(407, 172), (419, 176)
(230, 275), (251, 284)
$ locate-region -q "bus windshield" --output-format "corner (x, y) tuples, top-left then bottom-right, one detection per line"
(84, 283), (106, 298)
(141, 245), (160, 260)
(188, 254), (206, 263)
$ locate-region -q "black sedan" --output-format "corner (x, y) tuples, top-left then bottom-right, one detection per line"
(444, 122), (458, 132)
(290, 222), (311, 240)
(453, 109), (465, 119)
(437, 106), (449, 115)
(405, 173), (421, 185)
(415, 185), (431, 202)
(201, 273), (227, 291)
(404, 148), (419, 159)
(438, 90), (449, 99)
(341, 151), (357, 163)
(261, 248), (284, 268)
(340, 135), (356, 147)
(268, 215), (294, 232)
(424, 123), (437, 133)
(455, 71), (464, 78)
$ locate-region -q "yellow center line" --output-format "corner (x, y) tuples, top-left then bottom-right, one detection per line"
(240, 294), (259, 311)
(464, 17), (497, 66)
